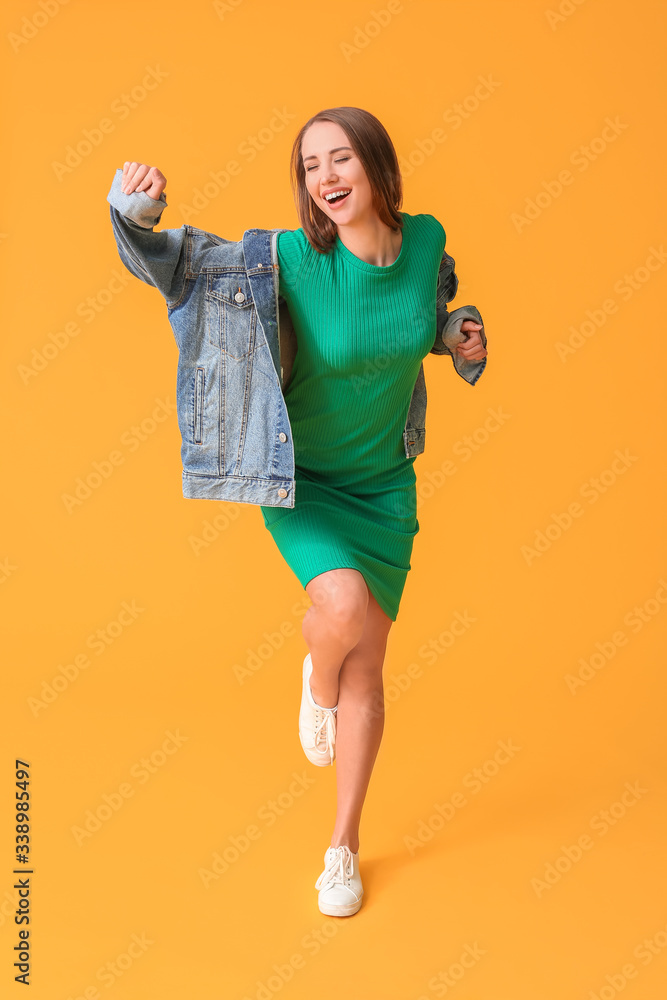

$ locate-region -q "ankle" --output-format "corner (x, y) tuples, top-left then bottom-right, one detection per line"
(331, 835), (359, 854)
(310, 683), (338, 710)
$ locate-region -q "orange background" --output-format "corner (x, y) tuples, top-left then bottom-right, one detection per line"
(2, 1), (666, 997)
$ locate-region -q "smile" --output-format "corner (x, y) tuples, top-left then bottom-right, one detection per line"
(323, 189), (351, 208)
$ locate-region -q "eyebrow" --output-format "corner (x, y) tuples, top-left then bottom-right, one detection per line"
(302, 146), (353, 163)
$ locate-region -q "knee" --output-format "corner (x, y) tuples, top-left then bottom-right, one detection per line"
(305, 574), (368, 645)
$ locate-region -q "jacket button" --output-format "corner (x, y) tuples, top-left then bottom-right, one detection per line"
(234, 291), (245, 303)
(278, 488), (288, 498)
(278, 432), (287, 442)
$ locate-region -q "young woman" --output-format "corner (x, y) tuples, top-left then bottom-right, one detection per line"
(120, 106), (487, 918)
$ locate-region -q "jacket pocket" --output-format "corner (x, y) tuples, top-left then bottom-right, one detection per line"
(176, 360), (221, 476)
(205, 272), (265, 357)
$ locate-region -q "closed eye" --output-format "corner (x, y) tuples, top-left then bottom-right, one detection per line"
(306, 156), (350, 172)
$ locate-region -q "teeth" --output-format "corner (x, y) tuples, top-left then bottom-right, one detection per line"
(324, 189), (351, 201)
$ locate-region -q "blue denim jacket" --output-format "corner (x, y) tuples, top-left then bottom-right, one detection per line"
(106, 167), (487, 507)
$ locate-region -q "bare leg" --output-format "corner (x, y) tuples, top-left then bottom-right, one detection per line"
(303, 568), (369, 708)
(331, 588), (391, 854)
(303, 569), (392, 854)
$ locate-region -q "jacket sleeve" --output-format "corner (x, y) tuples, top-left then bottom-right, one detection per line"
(106, 167), (188, 306)
(430, 247), (488, 387)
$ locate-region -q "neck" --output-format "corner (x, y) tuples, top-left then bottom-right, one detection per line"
(336, 213), (402, 267)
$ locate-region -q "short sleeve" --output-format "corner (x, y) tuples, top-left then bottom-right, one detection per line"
(429, 214), (447, 250)
(277, 229), (307, 301)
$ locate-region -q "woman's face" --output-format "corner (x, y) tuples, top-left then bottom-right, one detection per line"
(301, 120), (374, 226)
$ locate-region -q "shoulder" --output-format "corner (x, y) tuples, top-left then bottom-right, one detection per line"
(276, 227), (309, 271)
(277, 227), (307, 248)
(277, 226), (313, 264)
(277, 227), (317, 253)
(402, 211), (446, 247)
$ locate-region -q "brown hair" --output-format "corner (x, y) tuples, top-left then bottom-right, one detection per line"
(289, 106), (403, 254)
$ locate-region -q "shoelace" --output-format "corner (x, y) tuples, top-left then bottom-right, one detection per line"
(315, 845), (355, 891)
(313, 705), (337, 761)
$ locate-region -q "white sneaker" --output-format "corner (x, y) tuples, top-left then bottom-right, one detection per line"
(315, 845), (364, 916)
(299, 653), (337, 766)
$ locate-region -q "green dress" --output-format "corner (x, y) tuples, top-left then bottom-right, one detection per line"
(260, 212), (447, 621)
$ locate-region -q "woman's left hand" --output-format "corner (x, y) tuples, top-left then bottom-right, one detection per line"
(456, 321), (488, 361)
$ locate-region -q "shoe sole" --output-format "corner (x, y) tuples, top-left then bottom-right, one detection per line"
(318, 893), (363, 917)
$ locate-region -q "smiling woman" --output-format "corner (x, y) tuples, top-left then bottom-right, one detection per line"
(291, 108), (405, 261)
(108, 105), (488, 923)
(254, 106), (486, 918)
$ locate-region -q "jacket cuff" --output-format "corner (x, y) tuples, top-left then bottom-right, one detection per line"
(442, 305), (488, 386)
(106, 167), (168, 229)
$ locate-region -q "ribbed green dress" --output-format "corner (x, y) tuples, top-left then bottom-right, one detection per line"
(260, 212), (447, 621)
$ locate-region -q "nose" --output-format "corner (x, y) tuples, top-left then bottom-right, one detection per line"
(320, 164), (338, 189)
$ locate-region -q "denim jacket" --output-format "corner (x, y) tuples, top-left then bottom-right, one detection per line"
(106, 167), (487, 507)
